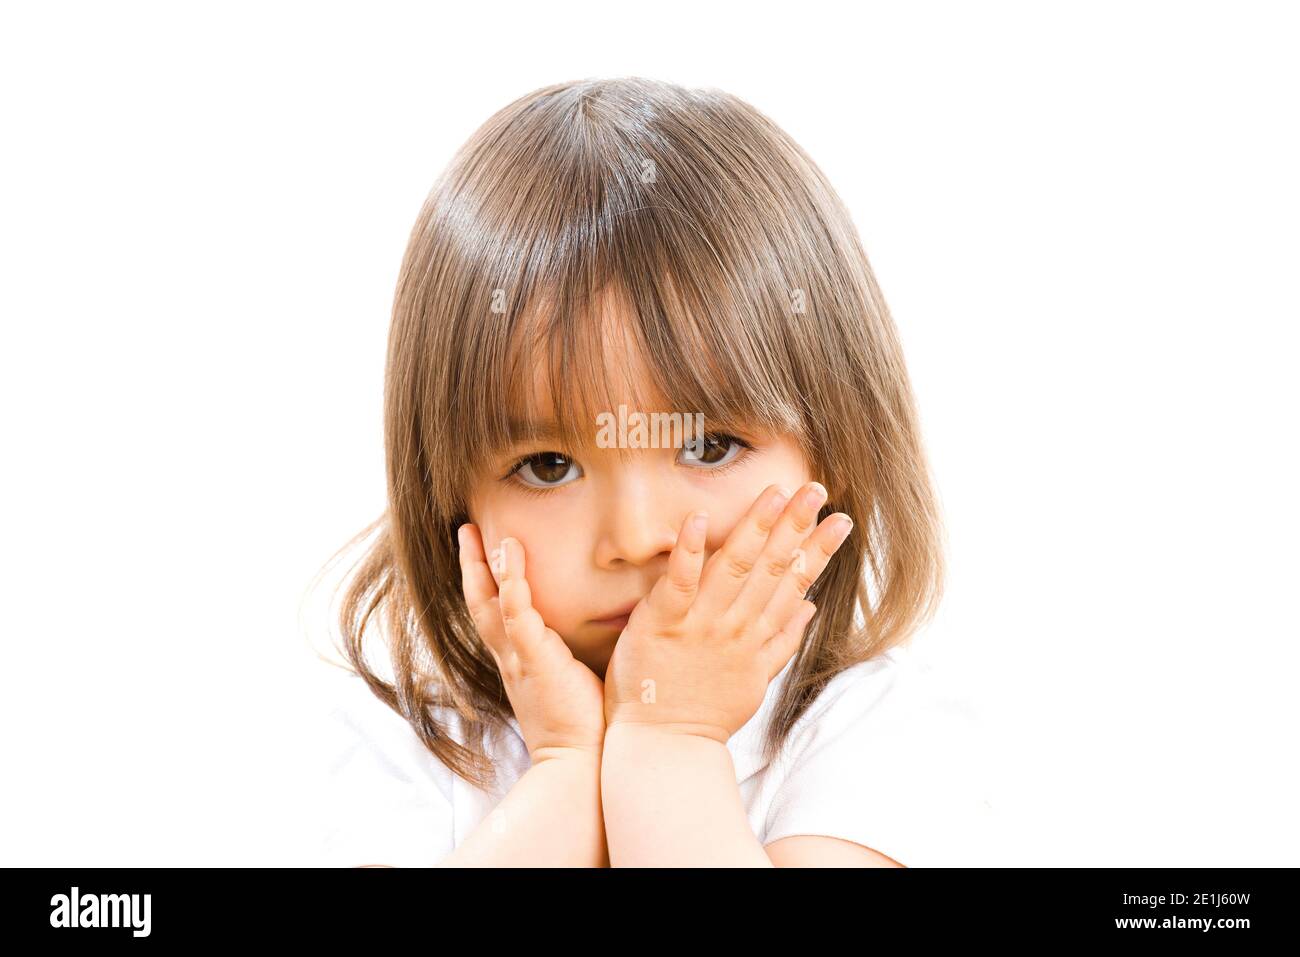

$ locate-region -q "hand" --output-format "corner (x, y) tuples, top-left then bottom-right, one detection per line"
(458, 525), (607, 762)
(602, 481), (854, 744)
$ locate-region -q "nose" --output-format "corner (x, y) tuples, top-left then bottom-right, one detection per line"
(593, 470), (684, 570)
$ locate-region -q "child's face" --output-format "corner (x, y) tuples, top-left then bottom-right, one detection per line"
(465, 340), (813, 680)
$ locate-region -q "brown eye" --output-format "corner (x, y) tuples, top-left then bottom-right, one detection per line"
(510, 452), (582, 488)
(679, 433), (752, 470)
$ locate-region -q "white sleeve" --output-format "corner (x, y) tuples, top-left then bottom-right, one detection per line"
(304, 669), (458, 868)
(762, 648), (996, 867)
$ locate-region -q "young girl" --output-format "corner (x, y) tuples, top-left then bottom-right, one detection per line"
(310, 76), (990, 867)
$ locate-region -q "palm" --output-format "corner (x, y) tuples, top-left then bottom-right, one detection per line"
(523, 626), (606, 753)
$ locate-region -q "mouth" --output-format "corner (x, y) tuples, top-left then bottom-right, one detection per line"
(589, 600), (640, 629)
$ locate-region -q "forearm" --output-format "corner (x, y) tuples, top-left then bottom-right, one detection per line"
(600, 724), (772, 867)
(438, 748), (607, 867)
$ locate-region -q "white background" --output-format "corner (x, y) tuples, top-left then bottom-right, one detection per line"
(1, 1), (1295, 866)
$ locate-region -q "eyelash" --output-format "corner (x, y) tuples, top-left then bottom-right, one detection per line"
(501, 433), (757, 497)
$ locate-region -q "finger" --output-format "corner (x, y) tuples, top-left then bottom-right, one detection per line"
(761, 512), (854, 637)
(694, 483), (816, 620)
(643, 511), (708, 625)
(458, 524), (507, 660)
(759, 600), (816, 680)
(727, 481), (829, 630)
(459, 524), (499, 602)
(493, 537), (550, 660)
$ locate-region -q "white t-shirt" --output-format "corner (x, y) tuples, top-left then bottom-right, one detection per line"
(305, 642), (995, 867)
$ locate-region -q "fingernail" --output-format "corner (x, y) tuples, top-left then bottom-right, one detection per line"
(833, 515), (853, 537)
(803, 482), (828, 508)
(692, 512), (708, 532)
(768, 487), (791, 514)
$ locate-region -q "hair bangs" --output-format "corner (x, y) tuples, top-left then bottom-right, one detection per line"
(446, 239), (812, 492)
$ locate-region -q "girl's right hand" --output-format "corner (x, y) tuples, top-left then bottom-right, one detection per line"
(457, 524), (607, 763)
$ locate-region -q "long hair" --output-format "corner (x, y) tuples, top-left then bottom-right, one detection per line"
(325, 76), (945, 789)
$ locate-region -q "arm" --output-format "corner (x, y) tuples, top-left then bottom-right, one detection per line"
(765, 834), (905, 867)
(601, 725), (901, 867)
(433, 528), (610, 867)
(601, 724), (770, 867)
(438, 747), (607, 867)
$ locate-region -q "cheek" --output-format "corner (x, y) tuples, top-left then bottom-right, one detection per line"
(702, 462), (813, 550)
(474, 515), (581, 627)
(467, 490), (529, 573)
(701, 498), (749, 551)
(503, 536), (583, 631)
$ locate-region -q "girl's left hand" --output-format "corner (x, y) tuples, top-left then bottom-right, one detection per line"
(603, 481), (854, 744)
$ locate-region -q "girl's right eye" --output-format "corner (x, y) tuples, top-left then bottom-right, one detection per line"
(505, 451), (583, 490)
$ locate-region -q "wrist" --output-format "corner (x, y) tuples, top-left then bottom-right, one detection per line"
(528, 742), (604, 768)
(603, 719), (730, 748)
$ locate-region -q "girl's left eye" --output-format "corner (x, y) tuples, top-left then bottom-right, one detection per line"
(678, 432), (755, 471)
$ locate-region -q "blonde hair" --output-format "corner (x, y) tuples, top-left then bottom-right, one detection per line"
(325, 77), (945, 790)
